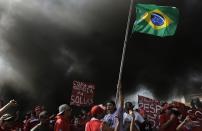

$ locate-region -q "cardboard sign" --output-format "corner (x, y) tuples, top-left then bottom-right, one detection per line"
(138, 95), (161, 128)
(70, 81), (95, 107)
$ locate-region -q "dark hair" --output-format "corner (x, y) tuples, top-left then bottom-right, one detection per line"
(170, 109), (180, 116)
(125, 102), (134, 110)
(39, 111), (48, 119)
(191, 98), (202, 109)
(106, 100), (116, 106)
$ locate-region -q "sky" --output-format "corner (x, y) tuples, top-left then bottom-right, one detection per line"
(0, 0), (202, 112)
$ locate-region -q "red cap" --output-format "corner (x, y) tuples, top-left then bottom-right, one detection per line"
(90, 105), (104, 116)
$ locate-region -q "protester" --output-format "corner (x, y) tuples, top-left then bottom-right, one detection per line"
(159, 104), (180, 131)
(0, 100), (17, 117)
(23, 112), (31, 124)
(123, 102), (145, 131)
(191, 98), (202, 109)
(143, 115), (152, 131)
(11, 110), (23, 131)
(103, 100), (117, 126)
(23, 106), (42, 131)
(49, 114), (56, 130)
(85, 105), (111, 131)
(129, 113), (139, 131)
(71, 116), (84, 131)
(103, 82), (124, 131)
(80, 109), (91, 128)
(54, 104), (72, 131)
(177, 116), (191, 131)
(31, 110), (53, 131)
(0, 93), (201, 131)
(0, 114), (14, 131)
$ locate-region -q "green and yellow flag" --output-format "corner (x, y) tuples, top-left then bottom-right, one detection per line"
(133, 4), (179, 37)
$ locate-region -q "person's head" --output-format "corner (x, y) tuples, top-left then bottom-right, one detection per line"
(58, 104), (71, 118)
(161, 103), (173, 115)
(81, 109), (86, 115)
(106, 101), (116, 114)
(73, 117), (80, 126)
(39, 111), (49, 125)
(25, 112), (31, 120)
(30, 110), (36, 119)
(0, 114), (14, 129)
(90, 105), (105, 119)
(35, 106), (42, 117)
(191, 98), (202, 109)
(124, 102), (134, 112)
(170, 108), (181, 117)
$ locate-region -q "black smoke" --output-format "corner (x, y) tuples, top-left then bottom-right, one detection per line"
(0, 0), (202, 112)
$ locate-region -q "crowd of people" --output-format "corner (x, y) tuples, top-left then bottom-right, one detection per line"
(0, 91), (201, 131)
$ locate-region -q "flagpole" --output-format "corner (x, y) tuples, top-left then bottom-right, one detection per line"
(115, 0), (134, 104)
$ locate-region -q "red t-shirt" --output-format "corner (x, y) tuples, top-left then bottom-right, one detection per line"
(12, 121), (23, 131)
(54, 115), (70, 131)
(159, 113), (179, 131)
(85, 118), (103, 131)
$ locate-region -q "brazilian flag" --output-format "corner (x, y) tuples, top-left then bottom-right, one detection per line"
(133, 4), (179, 37)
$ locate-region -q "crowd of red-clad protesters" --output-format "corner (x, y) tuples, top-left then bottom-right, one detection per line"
(0, 96), (201, 131)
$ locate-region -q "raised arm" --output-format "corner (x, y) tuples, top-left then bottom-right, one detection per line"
(129, 111), (139, 131)
(160, 114), (176, 130)
(0, 100), (17, 116)
(176, 116), (190, 131)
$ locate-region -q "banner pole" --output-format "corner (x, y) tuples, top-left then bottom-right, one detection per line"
(115, 0), (134, 104)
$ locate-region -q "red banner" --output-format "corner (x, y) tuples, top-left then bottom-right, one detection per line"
(186, 109), (202, 131)
(138, 96), (202, 130)
(70, 81), (95, 107)
(138, 95), (161, 128)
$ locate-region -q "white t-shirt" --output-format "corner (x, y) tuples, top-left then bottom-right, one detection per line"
(103, 107), (124, 131)
(123, 111), (145, 131)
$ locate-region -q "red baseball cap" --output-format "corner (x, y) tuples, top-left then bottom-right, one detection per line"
(90, 105), (104, 116)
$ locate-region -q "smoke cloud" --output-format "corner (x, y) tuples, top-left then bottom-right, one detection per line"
(0, 0), (130, 110)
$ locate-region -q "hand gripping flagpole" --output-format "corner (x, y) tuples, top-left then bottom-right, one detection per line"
(115, 0), (134, 105)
